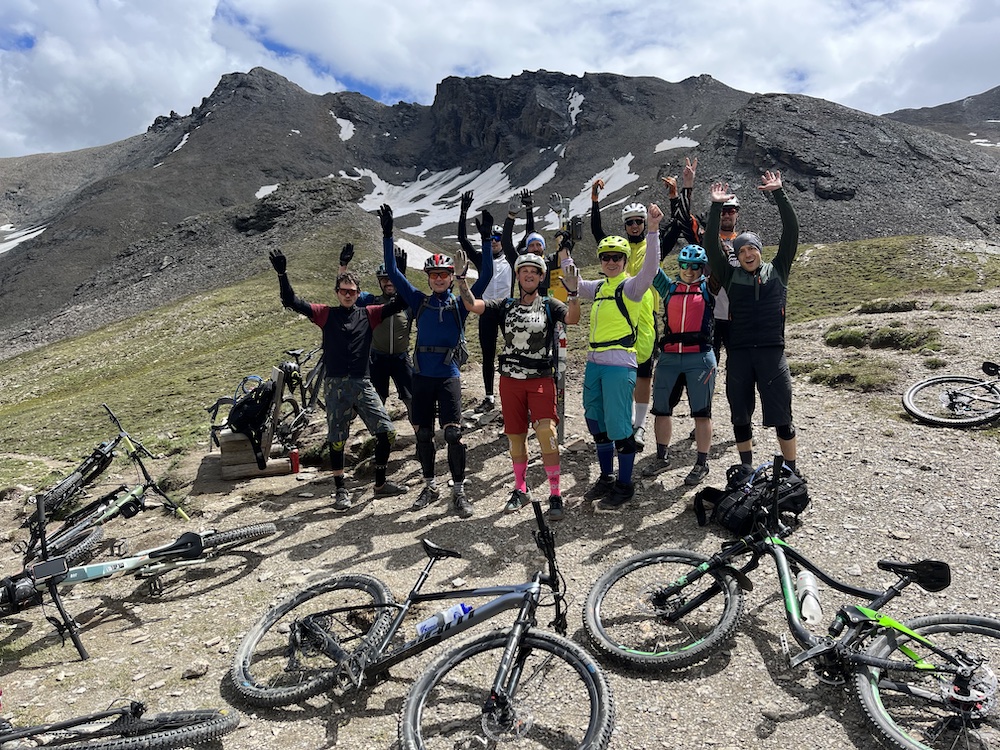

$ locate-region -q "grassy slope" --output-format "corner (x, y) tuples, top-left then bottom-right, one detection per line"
(2, 236), (998, 487)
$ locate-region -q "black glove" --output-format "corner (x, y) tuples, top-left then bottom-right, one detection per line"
(476, 209), (495, 241)
(339, 243), (354, 266)
(555, 231), (574, 253)
(394, 245), (408, 274)
(460, 190), (474, 215)
(378, 204), (393, 237)
(521, 189), (533, 208)
(268, 249), (287, 275)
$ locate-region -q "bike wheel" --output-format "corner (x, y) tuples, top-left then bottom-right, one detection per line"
(4, 707), (239, 749)
(399, 629), (614, 750)
(584, 548), (744, 670)
(902, 376), (1000, 427)
(231, 573), (394, 707)
(200, 523), (277, 553)
(274, 397), (302, 446)
(27, 522), (104, 567)
(853, 613), (1000, 750)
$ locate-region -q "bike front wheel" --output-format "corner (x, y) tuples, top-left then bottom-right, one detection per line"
(399, 629), (614, 750)
(2, 707), (239, 749)
(854, 613), (1000, 750)
(584, 548), (744, 670)
(902, 375), (1000, 427)
(231, 573), (394, 707)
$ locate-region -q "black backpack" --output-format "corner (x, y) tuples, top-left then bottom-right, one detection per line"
(227, 380), (277, 469)
(693, 462), (809, 535)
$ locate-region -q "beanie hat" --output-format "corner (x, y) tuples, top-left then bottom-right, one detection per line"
(732, 232), (763, 253)
(524, 232), (546, 251)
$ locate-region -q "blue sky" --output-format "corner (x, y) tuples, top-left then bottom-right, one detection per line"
(0, 0), (998, 158)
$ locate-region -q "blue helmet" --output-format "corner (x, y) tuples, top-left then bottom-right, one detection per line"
(677, 244), (708, 266)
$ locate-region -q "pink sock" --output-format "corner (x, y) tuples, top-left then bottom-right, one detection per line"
(513, 460), (528, 492)
(545, 465), (561, 496)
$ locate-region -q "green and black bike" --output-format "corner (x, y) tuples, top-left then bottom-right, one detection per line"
(584, 456), (1000, 750)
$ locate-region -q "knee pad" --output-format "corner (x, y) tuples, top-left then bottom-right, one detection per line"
(328, 441), (346, 471)
(533, 419), (558, 455)
(374, 432), (391, 466)
(507, 433), (528, 460)
(416, 426), (435, 445)
(615, 436), (640, 455)
(776, 423), (796, 441)
(593, 431), (611, 445)
(444, 424), (463, 445)
(733, 423), (753, 444)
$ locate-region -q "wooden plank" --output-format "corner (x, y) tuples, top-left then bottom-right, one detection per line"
(220, 457), (293, 481)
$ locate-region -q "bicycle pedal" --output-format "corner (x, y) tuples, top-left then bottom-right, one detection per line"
(111, 539), (129, 557)
(779, 632), (791, 662)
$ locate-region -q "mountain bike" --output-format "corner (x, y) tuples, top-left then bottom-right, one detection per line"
(231, 500), (614, 749)
(902, 360), (1000, 427)
(583, 456), (1000, 750)
(17, 405), (190, 568)
(273, 346), (326, 449)
(0, 691), (239, 750)
(2, 502), (277, 660)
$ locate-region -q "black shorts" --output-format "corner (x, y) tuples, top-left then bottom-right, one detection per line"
(369, 351), (413, 402)
(411, 375), (463, 428)
(725, 347), (792, 427)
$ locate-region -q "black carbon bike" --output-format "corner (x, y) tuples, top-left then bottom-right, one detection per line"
(231, 499), (614, 749)
(584, 456), (1000, 750)
(902, 360), (1000, 427)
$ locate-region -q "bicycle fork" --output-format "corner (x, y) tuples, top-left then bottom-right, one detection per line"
(481, 588), (542, 736)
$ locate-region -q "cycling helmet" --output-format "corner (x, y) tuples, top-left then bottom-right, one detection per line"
(423, 253), (455, 273)
(491, 225), (503, 241)
(621, 202), (647, 223)
(723, 196), (740, 209)
(375, 263), (390, 278)
(597, 235), (631, 259)
(514, 253), (546, 274)
(677, 244), (709, 266)
(524, 232), (545, 251)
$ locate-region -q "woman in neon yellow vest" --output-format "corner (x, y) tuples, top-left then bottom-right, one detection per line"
(561, 203), (664, 509)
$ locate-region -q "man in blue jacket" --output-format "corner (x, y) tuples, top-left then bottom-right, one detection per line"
(378, 203), (494, 518)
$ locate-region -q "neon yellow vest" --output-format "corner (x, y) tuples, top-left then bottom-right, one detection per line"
(636, 289), (655, 362)
(589, 274), (643, 353)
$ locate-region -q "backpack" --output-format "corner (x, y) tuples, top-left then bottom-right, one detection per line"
(413, 293), (469, 372)
(227, 379), (277, 469)
(693, 462), (809, 535)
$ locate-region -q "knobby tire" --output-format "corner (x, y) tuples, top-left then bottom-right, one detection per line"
(231, 573), (394, 707)
(853, 613), (1000, 750)
(199, 523), (277, 553)
(399, 629), (614, 750)
(584, 548), (744, 670)
(902, 376), (1000, 427)
(1, 707), (239, 749)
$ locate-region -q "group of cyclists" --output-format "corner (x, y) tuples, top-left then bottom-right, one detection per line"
(269, 157), (801, 520)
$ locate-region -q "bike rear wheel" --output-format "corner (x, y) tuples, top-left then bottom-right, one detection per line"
(902, 376), (1000, 427)
(399, 629), (614, 750)
(26, 523), (104, 567)
(584, 548), (744, 670)
(200, 522), (277, 553)
(854, 613), (1000, 750)
(274, 397), (303, 447)
(231, 573), (394, 707)
(2, 707), (239, 749)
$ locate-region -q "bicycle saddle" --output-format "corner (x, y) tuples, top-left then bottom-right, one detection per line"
(421, 539), (462, 560)
(983, 361), (999, 377)
(877, 559), (951, 592)
(149, 531), (205, 560)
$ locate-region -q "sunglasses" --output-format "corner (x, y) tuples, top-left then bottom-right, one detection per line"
(721, 207), (739, 214)
(678, 261), (706, 270)
(624, 218), (645, 227)
(491, 235), (502, 242)
(337, 287), (360, 296)
(599, 253), (625, 263)
(427, 270), (452, 280)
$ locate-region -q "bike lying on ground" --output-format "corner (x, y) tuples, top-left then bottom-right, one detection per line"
(902, 360), (1000, 427)
(0, 692), (239, 750)
(18, 404), (189, 568)
(231, 500), (614, 750)
(2, 497), (276, 660)
(584, 456), (1000, 750)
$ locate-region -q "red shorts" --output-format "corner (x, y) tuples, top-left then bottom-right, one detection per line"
(499, 376), (558, 435)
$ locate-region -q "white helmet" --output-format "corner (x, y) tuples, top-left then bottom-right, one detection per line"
(515, 253), (546, 274)
(723, 196), (740, 209)
(621, 202), (647, 223)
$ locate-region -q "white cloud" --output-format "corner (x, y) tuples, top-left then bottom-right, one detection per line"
(0, 0), (996, 157)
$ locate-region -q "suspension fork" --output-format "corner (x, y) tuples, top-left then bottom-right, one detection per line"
(483, 581), (541, 717)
